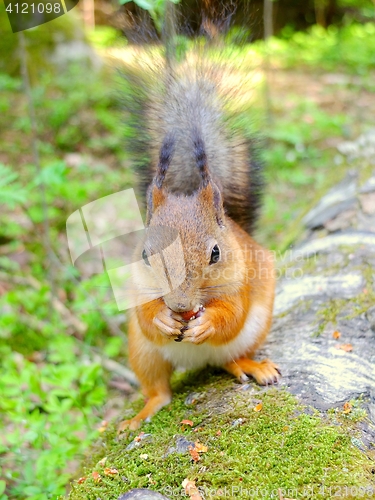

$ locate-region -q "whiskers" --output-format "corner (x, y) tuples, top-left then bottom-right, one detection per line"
(129, 287), (163, 296)
(200, 280), (242, 298)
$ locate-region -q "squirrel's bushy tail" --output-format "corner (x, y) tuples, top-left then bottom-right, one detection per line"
(121, 7), (263, 234)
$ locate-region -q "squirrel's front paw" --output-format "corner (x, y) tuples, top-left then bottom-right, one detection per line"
(153, 306), (183, 340)
(182, 315), (214, 345)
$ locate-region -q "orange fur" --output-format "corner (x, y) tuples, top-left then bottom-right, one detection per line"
(119, 218), (278, 431)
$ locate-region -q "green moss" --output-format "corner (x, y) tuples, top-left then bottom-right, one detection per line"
(314, 258), (375, 335)
(317, 297), (348, 325)
(68, 371), (373, 500)
(354, 264), (375, 315)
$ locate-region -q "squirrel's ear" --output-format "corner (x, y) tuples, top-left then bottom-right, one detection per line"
(200, 181), (225, 228)
(192, 131), (225, 228)
(146, 183), (166, 224)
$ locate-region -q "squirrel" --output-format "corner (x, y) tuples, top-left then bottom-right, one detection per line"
(118, 35), (280, 432)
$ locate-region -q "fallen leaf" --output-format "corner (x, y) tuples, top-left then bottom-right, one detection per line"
(104, 467), (118, 476)
(343, 402), (352, 414)
(98, 457), (107, 467)
(182, 479), (203, 500)
(77, 477), (86, 484)
(140, 454), (148, 460)
(254, 402), (263, 412)
(134, 432), (145, 442)
(92, 471), (101, 483)
(181, 419), (194, 426)
(337, 343), (353, 352)
(98, 420), (108, 433)
(332, 330), (341, 339)
(216, 430), (222, 436)
(194, 441), (208, 453)
(188, 445), (200, 462)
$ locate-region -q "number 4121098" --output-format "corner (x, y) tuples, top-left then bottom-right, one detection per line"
(6, 2), (62, 14)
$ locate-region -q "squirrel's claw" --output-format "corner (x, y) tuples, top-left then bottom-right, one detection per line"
(181, 316), (214, 345)
(247, 359), (281, 386)
(225, 358), (281, 386)
(153, 307), (184, 340)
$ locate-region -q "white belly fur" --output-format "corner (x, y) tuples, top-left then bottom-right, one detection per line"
(159, 304), (268, 370)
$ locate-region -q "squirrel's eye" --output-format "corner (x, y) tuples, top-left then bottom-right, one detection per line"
(142, 249), (151, 266)
(209, 244), (220, 265)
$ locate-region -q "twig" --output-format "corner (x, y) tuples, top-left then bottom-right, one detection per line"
(0, 243), (24, 255)
(263, 0), (274, 131)
(18, 32), (56, 309)
(263, 0), (273, 41)
(93, 355), (139, 386)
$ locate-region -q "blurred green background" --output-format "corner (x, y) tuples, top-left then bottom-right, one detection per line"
(0, 1), (375, 498)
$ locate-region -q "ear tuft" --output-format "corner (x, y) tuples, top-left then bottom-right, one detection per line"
(192, 131), (210, 188)
(146, 132), (175, 224)
(191, 129), (225, 227)
(155, 132), (176, 188)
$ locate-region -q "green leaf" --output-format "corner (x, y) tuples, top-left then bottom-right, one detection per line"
(0, 481), (5, 495)
(32, 161), (67, 187)
(103, 337), (123, 357)
(0, 164), (28, 208)
(133, 0), (155, 10)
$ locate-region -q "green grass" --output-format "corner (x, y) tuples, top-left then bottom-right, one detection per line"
(259, 23), (375, 73)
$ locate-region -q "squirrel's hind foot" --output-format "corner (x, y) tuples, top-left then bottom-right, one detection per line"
(118, 417), (142, 432)
(224, 358), (281, 386)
